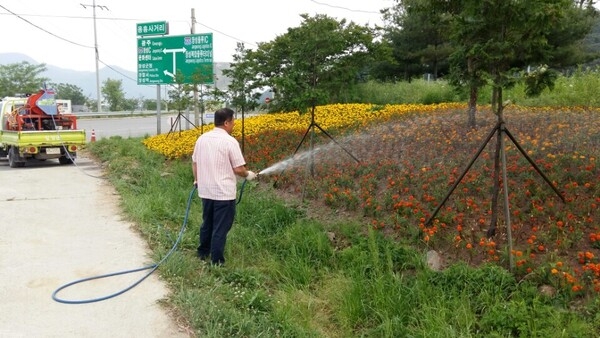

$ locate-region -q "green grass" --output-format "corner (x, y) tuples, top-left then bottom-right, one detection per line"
(355, 67), (600, 107)
(87, 133), (598, 337)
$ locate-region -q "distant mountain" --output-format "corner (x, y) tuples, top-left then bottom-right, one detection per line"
(0, 53), (232, 100)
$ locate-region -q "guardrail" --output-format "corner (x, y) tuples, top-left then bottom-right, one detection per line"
(75, 110), (169, 118)
(75, 110), (264, 119)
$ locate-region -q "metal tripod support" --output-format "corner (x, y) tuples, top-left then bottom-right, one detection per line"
(273, 105), (360, 189)
(425, 121), (565, 270)
(166, 112), (197, 138)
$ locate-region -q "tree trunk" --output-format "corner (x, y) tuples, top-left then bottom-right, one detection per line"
(468, 84), (477, 128)
(488, 86), (505, 238)
(488, 127), (501, 238)
(466, 57), (478, 128)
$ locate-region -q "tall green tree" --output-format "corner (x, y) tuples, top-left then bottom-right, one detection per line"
(0, 62), (49, 97)
(190, 64), (218, 126)
(51, 83), (87, 105)
(443, 0), (595, 119)
(381, 0), (453, 81)
(250, 14), (377, 113)
(223, 43), (261, 152)
(101, 78), (125, 111)
(223, 43), (260, 114)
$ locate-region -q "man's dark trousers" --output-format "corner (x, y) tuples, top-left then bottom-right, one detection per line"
(197, 199), (236, 265)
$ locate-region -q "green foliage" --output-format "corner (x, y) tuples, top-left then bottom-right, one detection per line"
(523, 65), (560, 98)
(101, 78), (126, 111)
(502, 67), (600, 107)
(352, 68), (600, 108)
(51, 82), (88, 105)
(249, 14), (377, 113)
(167, 72), (193, 114)
(223, 43), (260, 114)
(353, 79), (460, 104)
(0, 61), (48, 97)
(425, 262), (516, 300)
(380, 0), (453, 81)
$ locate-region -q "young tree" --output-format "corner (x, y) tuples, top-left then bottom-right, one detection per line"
(223, 43), (260, 114)
(101, 78), (126, 111)
(190, 64), (217, 127)
(447, 0), (595, 126)
(251, 14), (377, 113)
(223, 43), (261, 152)
(428, 0), (595, 240)
(167, 72), (193, 122)
(0, 62), (49, 97)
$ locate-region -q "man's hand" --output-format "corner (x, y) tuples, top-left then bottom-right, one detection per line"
(193, 181), (198, 188)
(246, 171), (257, 181)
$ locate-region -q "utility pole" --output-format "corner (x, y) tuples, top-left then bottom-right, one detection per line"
(191, 8), (200, 126)
(81, 1), (108, 113)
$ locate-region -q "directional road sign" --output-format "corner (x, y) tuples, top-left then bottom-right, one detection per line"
(137, 33), (213, 85)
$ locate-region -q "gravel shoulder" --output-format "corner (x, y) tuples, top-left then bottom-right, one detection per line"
(0, 155), (190, 337)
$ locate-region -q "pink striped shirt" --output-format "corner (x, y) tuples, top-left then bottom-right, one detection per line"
(192, 128), (246, 200)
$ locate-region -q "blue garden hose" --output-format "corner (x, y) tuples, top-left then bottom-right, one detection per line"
(52, 179), (250, 304)
(52, 180), (247, 304)
(51, 186), (198, 304)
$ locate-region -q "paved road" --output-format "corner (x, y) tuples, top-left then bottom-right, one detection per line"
(0, 156), (190, 337)
(76, 111), (259, 142)
(77, 113), (198, 142)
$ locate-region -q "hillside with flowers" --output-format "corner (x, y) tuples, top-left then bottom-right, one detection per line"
(144, 103), (599, 295)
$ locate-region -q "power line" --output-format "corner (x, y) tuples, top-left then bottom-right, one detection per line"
(193, 20), (257, 48)
(308, 0), (382, 14)
(0, 8), (252, 49)
(0, 11), (163, 22)
(0, 5), (93, 48)
(98, 59), (137, 83)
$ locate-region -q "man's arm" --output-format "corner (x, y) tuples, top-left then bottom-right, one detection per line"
(233, 165), (250, 178)
(192, 161), (198, 184)
(233, 165), (257, 180)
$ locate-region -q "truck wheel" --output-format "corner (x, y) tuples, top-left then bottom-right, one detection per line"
(59, 156), (73, 165)
(8, 147), (25, 168)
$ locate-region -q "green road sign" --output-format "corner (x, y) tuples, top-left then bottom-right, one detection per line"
(137, 33), (214, 85)
(136, 21), (169, 36)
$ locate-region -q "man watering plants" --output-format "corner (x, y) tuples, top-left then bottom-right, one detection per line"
(192, 108), (257, 266)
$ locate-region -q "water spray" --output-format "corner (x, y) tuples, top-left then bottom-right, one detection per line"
(256, 145), (328, 177)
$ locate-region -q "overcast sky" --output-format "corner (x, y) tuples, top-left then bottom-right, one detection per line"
(0, 0), (391, 73)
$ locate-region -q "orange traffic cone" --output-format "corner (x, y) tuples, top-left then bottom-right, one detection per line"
(90, 129), (96, 142)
